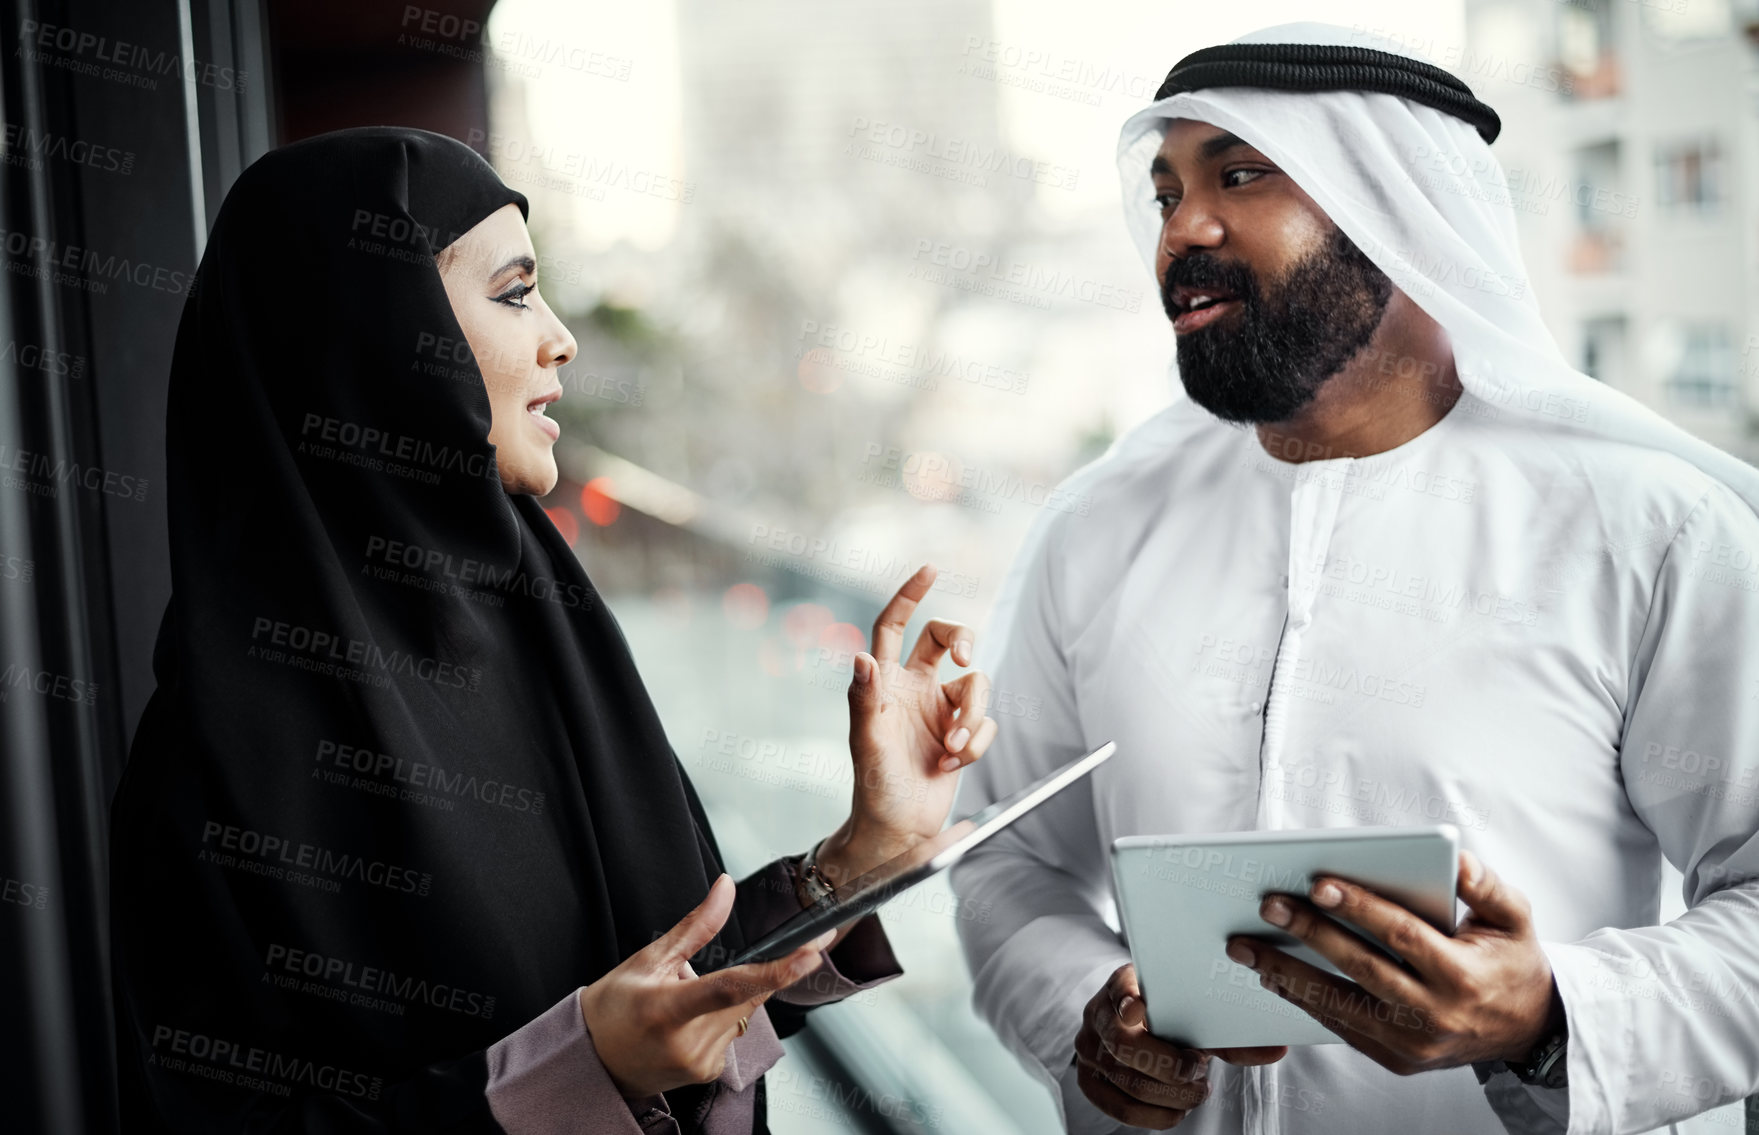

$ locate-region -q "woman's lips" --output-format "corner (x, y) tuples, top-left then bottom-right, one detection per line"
(525, 384), (563, 442)
(524, 402), (559, 443)
(1172, 298), (1240, 334)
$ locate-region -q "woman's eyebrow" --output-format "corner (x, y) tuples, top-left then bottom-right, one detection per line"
(487, 255), (536, 281)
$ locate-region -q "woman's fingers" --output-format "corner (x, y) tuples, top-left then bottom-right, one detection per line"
(846, 651), (887, 757)
(966, 717), (998, 760)
(936, 669), (992, 769)
(671, 932), (833, 1021)
(646, 875), (734, 973)
(870, 565), (937, 667)
(906, 618), (975, 674)
(701, 986), (781, 1051)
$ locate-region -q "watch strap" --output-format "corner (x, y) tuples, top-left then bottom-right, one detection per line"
(1506, 983), (1569, 1090)
(1506, 1030), (1568, 1089)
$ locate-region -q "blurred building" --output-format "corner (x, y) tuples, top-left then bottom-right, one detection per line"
(485, 0), (1169, 632)
(1464, 0), (1759, 461)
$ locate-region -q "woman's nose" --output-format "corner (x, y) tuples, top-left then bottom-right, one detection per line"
(542, 311), (576, 369)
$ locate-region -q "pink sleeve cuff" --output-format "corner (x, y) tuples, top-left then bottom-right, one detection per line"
(485, 987), (662, 1134)
(735, 857), (904, 1007)
(483, 987), (792, 1134)
(484, 854), (905, 1131)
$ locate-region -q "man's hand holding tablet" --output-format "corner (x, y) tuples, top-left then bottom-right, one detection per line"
(1228, 849), (1562, 1078)
(1078, 831), (1566, 1128)
(1073, 965), (1286, 1130)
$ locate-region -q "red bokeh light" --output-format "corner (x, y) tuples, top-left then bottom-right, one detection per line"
(580, 478), (621, 526)
(722, 582), (770, 629)
(818, 621), (867, 656)
(543, 507), (579, 546)
(781, 602), (834, 649)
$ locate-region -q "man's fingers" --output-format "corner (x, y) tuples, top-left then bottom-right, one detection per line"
(1083, 963), (1140, 1042)
(1206, 1045), (1289, 1067)
(1112, 963), (1142, 1000)
(1075, 1055), (1194, 1130)
(1246, 948), (1376, 1039)
(1244, 943), (1430, 1054)
(650, 875), (734, 970)
(1304, 877), (1453, 981)
(870, 564), (937, 666)
(1098, 994), (1207, 1085)
(1259, 894), (1430, 1009)
(1455, 851), (1531, 931)
(1240, 979), (1417, 1077)
(1315, 1016), (1419, 1076)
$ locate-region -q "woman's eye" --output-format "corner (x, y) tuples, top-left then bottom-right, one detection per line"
(1153, 192), (1180, 213)
(1223, 168), (1267, 188)
(493, 281), (535, 310)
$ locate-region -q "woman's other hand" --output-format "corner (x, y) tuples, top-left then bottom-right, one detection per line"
(816, 564), (997, 888)
(578, 875), (833, 1099)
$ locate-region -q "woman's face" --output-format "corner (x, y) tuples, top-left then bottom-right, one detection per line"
(436, 203), (578, 496)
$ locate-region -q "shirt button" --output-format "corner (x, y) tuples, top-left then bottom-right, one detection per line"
(1248, 701), (1263, 715)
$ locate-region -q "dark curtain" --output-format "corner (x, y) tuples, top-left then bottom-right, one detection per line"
(0, 2), (269, 1131)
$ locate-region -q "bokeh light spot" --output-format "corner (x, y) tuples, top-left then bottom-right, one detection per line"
(818, 621), (866, 656)
(580, 477), (621, 526)
(722, 582), (770, 629)
(544, 507), (579, 546)
(781, 602), (835, 649)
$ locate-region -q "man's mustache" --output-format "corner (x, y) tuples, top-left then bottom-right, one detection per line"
(1159, 254), (1261, 321)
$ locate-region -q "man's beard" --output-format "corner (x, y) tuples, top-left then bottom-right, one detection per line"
(1161, 226), (1394, 424)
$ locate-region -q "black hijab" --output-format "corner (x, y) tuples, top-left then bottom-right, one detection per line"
(111, 127), (764, 1132)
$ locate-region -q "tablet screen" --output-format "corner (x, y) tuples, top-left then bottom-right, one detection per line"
(721, 741), (1117, 967)
(1111, 825), (1460, 1048)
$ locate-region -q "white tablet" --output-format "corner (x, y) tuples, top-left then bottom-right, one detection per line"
(1110, 825), (1460, 1049)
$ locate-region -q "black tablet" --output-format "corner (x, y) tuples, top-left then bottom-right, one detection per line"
(722, 741), (1117, 967)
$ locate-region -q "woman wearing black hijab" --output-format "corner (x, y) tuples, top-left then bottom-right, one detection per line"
(110, 126), (997, 1134)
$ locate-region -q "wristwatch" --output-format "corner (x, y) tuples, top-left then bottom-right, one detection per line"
(1505, 987), (1569, 1090)
(1505, 1031), (1568, 1089)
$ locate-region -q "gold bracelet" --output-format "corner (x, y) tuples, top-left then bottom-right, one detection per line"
(797, 838), (836, 905)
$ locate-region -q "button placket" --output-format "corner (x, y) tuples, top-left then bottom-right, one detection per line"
(1248, 460), (1349, 1135)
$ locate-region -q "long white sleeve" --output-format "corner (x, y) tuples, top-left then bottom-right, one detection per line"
(1496, 483), (1759, 1135)
(950, 501), (1133, 1134)
(953, 400), (1759, 1135)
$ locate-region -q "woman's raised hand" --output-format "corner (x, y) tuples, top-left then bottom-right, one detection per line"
(814, 564), (997, 888)
(578, 874), (834, 1099)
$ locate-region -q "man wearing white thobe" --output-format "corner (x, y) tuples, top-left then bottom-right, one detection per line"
(952, 24), (1759, 1135)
